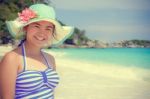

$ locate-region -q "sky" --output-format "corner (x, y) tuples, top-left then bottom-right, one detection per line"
(52, 0), (150, 42)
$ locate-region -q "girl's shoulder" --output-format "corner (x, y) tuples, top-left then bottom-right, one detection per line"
(42, 52), (56, 70)
(0, 47), (21, 65)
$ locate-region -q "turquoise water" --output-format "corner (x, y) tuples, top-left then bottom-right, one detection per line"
(47, 48), (150, 69)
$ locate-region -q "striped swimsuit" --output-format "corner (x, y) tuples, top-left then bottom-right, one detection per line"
(15, 44), (59, 99)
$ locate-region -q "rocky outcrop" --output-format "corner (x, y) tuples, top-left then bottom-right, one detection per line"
(59, 40), (150, 48)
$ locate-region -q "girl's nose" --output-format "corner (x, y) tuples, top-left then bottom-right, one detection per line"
(39, 28), (46, 34)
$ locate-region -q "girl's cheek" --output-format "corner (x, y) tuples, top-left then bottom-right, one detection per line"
(45, 31), (53, 37)
(47, 34), (53, 40)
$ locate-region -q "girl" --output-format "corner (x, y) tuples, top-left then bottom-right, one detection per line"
(0, 3), (74, 99)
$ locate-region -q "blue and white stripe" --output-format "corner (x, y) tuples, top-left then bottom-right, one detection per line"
(15, 43), (59, 99)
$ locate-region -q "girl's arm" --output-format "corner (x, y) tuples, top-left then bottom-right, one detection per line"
(0, 52), (18, 99)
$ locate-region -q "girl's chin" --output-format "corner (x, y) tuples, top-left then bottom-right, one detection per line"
(32, 41), (51, 48)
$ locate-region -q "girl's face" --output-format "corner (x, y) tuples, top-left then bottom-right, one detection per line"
(25, 21), (55, 47)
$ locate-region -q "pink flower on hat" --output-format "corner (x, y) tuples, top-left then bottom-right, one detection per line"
(18, 8), (37, 22)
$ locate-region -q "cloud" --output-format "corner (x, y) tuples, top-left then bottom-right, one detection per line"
(52, 0), (150, 11)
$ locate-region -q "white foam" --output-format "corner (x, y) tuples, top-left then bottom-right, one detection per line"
(44, 50), (150, 83)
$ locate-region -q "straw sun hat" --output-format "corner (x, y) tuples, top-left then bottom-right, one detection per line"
(6, 3), (74, 46)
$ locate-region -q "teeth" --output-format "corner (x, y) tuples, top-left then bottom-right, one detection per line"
(35, 36), (45, 41)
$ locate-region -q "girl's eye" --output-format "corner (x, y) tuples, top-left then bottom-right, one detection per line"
(34, 25), (40, 28)
(46, 28), (53, 31)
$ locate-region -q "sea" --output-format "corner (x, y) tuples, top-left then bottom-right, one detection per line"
(45, 48), (150, 69)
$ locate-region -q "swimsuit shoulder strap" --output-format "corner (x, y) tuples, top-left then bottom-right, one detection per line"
(21, 43), (27, 71)
(41, 51), (53, 69)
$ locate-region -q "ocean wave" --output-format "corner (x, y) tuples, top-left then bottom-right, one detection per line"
(55, 57), (150, 83)
(43, 49), (68, 57)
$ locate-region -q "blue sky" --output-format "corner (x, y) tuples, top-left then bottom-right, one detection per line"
(52, 0), (150, 42)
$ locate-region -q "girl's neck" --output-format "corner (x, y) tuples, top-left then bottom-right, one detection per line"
(23, 41), (42, 56)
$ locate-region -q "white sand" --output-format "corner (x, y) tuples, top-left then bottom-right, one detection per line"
(0, 46), (150, 99)
(0, 45), (13, 56)
(54, 58), (150, 99)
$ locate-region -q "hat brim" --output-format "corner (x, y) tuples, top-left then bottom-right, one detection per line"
(6, 18), (74, 46)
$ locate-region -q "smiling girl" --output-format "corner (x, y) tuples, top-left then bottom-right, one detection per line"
(0, 3), (74, 99)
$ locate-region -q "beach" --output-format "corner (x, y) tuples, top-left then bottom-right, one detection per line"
(0, 46), (150, 99)
(54, 59), (150, 99)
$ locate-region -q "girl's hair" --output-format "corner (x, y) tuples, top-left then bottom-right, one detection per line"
(18, 39), (26, 47)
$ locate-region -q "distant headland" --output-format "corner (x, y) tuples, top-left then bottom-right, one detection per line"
(57, 39), (150, 48)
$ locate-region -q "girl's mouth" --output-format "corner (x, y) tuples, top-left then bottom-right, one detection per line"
(34, 36), (46, 41)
